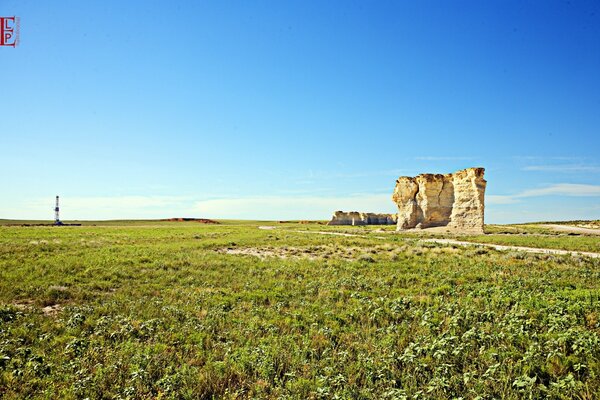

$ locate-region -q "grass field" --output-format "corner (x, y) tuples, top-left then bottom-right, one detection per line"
(1, 221), (599, 399)
(460, 234), (600, 253)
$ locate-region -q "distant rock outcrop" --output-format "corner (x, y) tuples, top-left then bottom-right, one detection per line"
(162, 218), (219, 224)
(327, 211), (397, 226)
(392, 167), (486, 233)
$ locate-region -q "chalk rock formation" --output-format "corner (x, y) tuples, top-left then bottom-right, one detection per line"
(328, 211), (398, 226)
(392, 168), (486, 233)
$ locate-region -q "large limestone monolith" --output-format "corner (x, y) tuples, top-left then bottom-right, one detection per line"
(392, 167), (486, 233)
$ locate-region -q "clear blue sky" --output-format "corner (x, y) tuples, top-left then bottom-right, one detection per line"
(1, 1), (599, 222)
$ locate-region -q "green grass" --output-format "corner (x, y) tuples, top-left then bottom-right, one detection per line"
(460, 234), (600, 253)
(1, 223), (599, 399)
(287, 223), (600, 253)
(526, 220), (600, 227)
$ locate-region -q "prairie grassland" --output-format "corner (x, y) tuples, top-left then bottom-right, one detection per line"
(1, 223), (599, 399)
(285, 223), (600, 253)
(459, 234), (600, 253)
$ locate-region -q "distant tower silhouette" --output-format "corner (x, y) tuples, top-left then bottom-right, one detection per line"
(54, 196), (62, 225)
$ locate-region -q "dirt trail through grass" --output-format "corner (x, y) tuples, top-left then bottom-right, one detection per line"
(540, 224), (600, 235)
(421, 238), (600, 258)
(296, 230), (383, 238)
(296, 230), (600, 258)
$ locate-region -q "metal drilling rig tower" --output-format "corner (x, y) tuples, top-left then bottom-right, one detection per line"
(54, 196), (62, 225)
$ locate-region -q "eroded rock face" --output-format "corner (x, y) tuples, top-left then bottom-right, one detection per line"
(392, 168), (486, 233)
(327, 211), (398, 226)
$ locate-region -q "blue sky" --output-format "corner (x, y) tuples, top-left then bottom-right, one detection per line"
(1, 1), (599, 222)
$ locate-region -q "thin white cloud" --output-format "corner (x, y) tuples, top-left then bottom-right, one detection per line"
(486, 195), (519, 205)
(488, 183), (600, 206)
(414, 156), (475, 161)
(9, 196), (195, 220)
(296, 169), (414, 181)
(522, 165), (600, 173)
(193, 194), (396, 220)
(512, 156), (584, 161)
(6, 183), (600, 221)
(62, 196), (191, 208)
(486, 206), (600, 225)
(7, 193), (397, 221)
(518, 184), (600, 197)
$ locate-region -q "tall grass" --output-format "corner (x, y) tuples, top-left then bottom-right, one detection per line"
(0, 224), (599, 398)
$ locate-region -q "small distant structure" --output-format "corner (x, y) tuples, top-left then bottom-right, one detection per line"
(327, 211), (397, 226)
(161, 218), (219, 224)
(54, 196), (63, 226)
(52, 196), (81, 226)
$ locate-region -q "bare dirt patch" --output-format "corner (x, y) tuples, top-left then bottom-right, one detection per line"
(11, 299), (65, 316)
(218, 247), (291, 259)
(42, 304), (63, 316)
(296, 230), (388, 239)
(217, 244), (400, 261)
(12, 300), (34, 311)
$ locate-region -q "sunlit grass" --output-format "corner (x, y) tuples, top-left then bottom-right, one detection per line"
(0, 223), (599, 399)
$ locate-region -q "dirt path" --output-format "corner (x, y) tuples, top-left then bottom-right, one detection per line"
(296, 230), (387, 239)
(293, 230), (600, 258)
(539, 224), (600, 235)
(421, 238), (600, 259)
